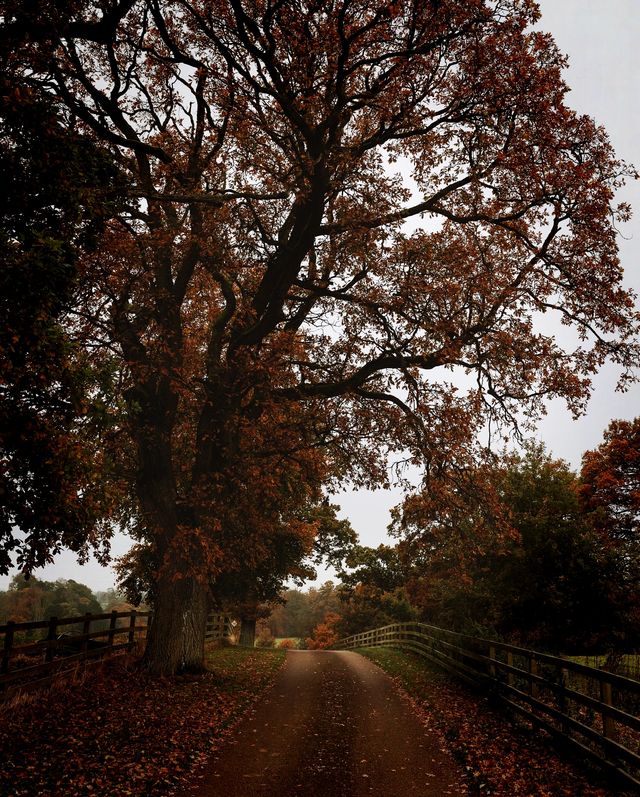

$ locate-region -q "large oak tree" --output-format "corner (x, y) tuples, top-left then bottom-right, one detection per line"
(5, 0), (639, 673)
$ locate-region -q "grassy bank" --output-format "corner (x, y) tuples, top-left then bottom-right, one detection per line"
(0, 647), (286, 797)
(358, 646), (632, 797)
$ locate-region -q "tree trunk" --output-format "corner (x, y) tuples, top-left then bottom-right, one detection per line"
(127, 382), (211, 676)
(239, 616), (256, 647)
(143, 573), (209, 675)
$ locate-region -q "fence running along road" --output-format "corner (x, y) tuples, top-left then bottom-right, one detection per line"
(0, 611), (232, 699)
(336, 622), (640, 790)
(0, 610), (150, 698)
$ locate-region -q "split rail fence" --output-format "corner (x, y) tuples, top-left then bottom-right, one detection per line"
(336, 622), (640, 789)
(1, 610), (232, 699)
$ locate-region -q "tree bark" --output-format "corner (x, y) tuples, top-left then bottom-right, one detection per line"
(143, 571), (209, 675)
(239, 616), (257, 647)
(127, 382), (214, 675)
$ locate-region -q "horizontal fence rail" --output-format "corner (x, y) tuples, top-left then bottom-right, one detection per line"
(205, 614), (234, 642)
(0, 610), (151, 699)
(336, 623), (640, 789)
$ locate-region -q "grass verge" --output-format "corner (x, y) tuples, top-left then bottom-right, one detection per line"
(357, 646), (633, 797)
(0, 647), (286, 797)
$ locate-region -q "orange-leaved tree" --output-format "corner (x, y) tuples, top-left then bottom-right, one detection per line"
(306, 612), (342, 650)
(580, 417), (640, 548)
(580, 417), (640, 624)
(7, 0), (639, 674)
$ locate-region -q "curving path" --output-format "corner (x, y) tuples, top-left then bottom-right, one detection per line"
(186, 650), (465, 797)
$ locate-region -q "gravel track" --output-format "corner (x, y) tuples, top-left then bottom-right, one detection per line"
(186, 649), (465, 797)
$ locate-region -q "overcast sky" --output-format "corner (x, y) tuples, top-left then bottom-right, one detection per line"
(2, 1), (639, 593)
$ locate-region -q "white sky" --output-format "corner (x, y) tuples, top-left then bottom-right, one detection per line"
(2, 1), (639, 593)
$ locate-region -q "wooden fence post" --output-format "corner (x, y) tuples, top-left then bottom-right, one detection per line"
(45, 617), (58, 663)
(488, 644), (496, 679)
(82, 613), (92, 654)
(108, 610), (118, 648)
(529, 656), (539, 699)
(600, 679), (618, 742)
(558, 667), (569, 735)
(128, 610), (137, 647)
(2, 621), (15, 675)
(507, 651), (514, 687)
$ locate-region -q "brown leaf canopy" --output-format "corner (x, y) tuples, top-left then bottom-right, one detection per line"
(5, 0), (638, 577)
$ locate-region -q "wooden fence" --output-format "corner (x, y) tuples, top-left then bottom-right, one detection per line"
(336, 622), (640, 790)
(0, 610), (232, 699)
(205, 614), (235, 642)
(0, 610), (150, 699)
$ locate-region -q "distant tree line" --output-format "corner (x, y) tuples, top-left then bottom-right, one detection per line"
(271, 421), (640, 655)
(266, 582), (343, 642)
(0, 575), (129, 627)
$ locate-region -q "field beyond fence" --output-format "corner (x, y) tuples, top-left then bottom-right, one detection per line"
(569, 654), (640, 683)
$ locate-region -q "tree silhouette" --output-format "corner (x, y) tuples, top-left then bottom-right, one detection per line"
(5, 0), (638, 673)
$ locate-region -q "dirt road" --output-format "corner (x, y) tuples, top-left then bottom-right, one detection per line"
(186, 650), (465, 796)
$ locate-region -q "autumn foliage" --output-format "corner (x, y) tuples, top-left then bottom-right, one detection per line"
(581, 417), (640, 547)
(306, 611), (342, 650)
(339, 441), (639, 651)
(0, 65), (127, 575)
(2, 0), (639, 674)
(580, 417), (640, 640)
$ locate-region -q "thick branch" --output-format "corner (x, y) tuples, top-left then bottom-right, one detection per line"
(279, 352), (442, 401)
